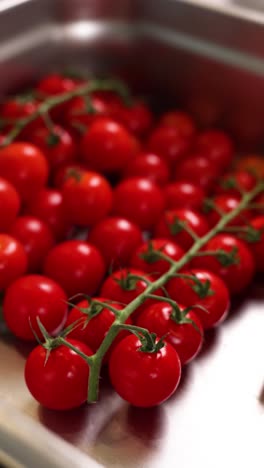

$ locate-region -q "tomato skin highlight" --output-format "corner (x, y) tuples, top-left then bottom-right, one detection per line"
(164, 181), (205, 211)
(137, 303), (203, 365)
(0, 177), (20, 232)
(122, 152), (169, 187)
(44, 240), (106, 298)
(109, 334), (181, 407)
(0, 234), (28, 290)
(3, 274), (68, 341)
(25, 339), (92, 410)
(167, 269), (230, 329)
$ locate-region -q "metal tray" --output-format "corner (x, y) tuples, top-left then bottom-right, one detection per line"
(1, 1), (264, 467)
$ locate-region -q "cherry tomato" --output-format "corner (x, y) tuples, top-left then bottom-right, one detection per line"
(192, 234), (255, 295)
(0, 177), (20, 232)
(130, 238), (184, 277)
(235, 155), (264, 178)
(137, 302), (203, 365)
(0, 143), (48, 202)
(196, 130), (234, 170)
(52, 163), (88, 188)
(36, 73), (77, 95)
(0, 234), (27, 290)
(88, 216), (143, 268)
(215, 170), (257, 198)
(25, 188), (70, 240)
(247, 216), (264, 272)
(155, 208), (209, 250)
(10, 216), (54, 272)
(1, 97), (41, 135)
(115, 101), (153, 137)
(44, 240), (106, 298)
(100, 268), (162, 320)
(164, 181), (205, 211)
(174, 153), (220, 192)
(159, 110), (196, 140)
(62, 170), (113, 227)
(25, 339), (92, 410)
(28, 124), (77, 172)
(147, 125), (191, 168)
(166, 269), (230, 329)
(80, 117), (140, 173)
(109, 334), (181, 407)
(113, 177), (164, 230)
(65, 298), (132, 359)
(3, 274), (67, 341)
(122, 152), (169, 187)
(63, 95), (110, 132)
(206, 195), (252, 228)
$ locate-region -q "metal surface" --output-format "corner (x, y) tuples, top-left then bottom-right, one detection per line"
(1, 1), (264, 467)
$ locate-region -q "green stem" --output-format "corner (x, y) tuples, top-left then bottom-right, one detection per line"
(58, 337), (94, 366)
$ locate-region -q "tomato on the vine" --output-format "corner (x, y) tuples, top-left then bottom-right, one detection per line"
(25, 339), (92, 410)
(174, 153), (220, 192)
(122, 152), (169, 187)
(196, 130), (234, 170)
(192, 234), (255, 295)
(1, 97), (42, 135)
(215, 170), (257, 198)
(235, 154), (264, 179)
(63, 95), (110, 132)
(109, 334), (181, 407)
(167, 269), (230, 329)
(115, 100), (154, 137)
(0, 234), (28, 290)
(113, 177), (164, 230)
(159, 110), (196, 141)
(62, 170), (113, 227)
(164, 181), (205, 211)
(36, 73), (78, 96)
(137, 302), (203, 364)
(247, 216), (264, 272)
(88, 216), (143, 268)
(52, 163), (88, 188)
(147, 124), (191, 168)
(3, 274), (67, 341)
(0, 177), (20, 232)
(44, 240), (106, 298)
(130, 238), (184, 277)
(155, 208), (209, 250)
(206, 195), (252, 227)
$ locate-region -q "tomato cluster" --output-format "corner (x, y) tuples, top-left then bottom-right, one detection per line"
(0, 73), (263, 410)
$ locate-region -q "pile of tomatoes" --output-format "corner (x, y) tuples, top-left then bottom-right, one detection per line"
(0, 73), (264, 410)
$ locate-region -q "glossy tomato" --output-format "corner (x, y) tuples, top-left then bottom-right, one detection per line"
(192, 234), (255, 295)
(206, 195), (252, 227)
(36, 73), (77, 95)
(159, 110), (196, 140)
(115, 100), (153, 137)
(137, 302), (203, 365)
(113, 177), (164, 230)
(164, 181), (205, 211)
(0, 143), (48, 202)
(247, 216), (264, 272)
(62, 170), (113, 227)
(147, 125), (191, 168)
(0, 177), (20, 232)
(174, 153), (220, 192)
(167, 269), (230, 329)
(215, 170), (257, 198)
(88, 216), (143, 268)
(10, 216), (54, 272)
(122, 152), (169, 187)
(52, 163), (88, 188)
(155, 208), (209, 250)
(130, 238), (184, 277)
(3, 274), (67, 341)
(44, 240), (106, 298)
(0, 234), (27, 290)
(196, 130), (234, 170)
(25, 339), (92, 410)
(109, 334), (181, 407)
(63, 95), (110, 132)
(1, 97), (42, 135)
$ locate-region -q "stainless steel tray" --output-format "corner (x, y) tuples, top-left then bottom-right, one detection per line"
(1, 1), (264, 467)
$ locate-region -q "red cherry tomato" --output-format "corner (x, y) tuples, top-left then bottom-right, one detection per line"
(148, 125), (191, 168)
(247, 216), (264, 272)
(80, 117), (140, 173)
(192, 234), (255, 295)
(207, 195), (252, 228)
(164, 181), (205, 211)
(122, 152), (169, 187)
(28, 124), (77, 172)
(25, 339), (92, 410)
(196, 130), (234, 170)
(63, 95), (110, 132)
(10, 216), (54, 272)
(0, 177), (20, 232)
(113, 177), (164, 230)
(65, 298), (132, 360)
(174, 153), (220, 192)
(25, 188), (70, 240)
(0, 143), (48, 202)
(52, 163), (88, 188)
(159, 110), (196, 140)
(115, 101), (154, 137)
(235, 154), (264, 179)
(88, 216), (143, 268)
(36, 73), (77, 95)
(62, 170), (113, 227)
(1, 98), (41, 135)
(109, 334), (181, 407)
(100, 268), (162, 320)
(3, 274), (67, 341)
(0, 234), (27, 290)
(130, 238), (184, 277)
(44, 240), (106, 298)
(155, 208), (209, 250)
(167, 269), (230, 329)
(137, 302), (203, 365)
(215, 170), (257, 198)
